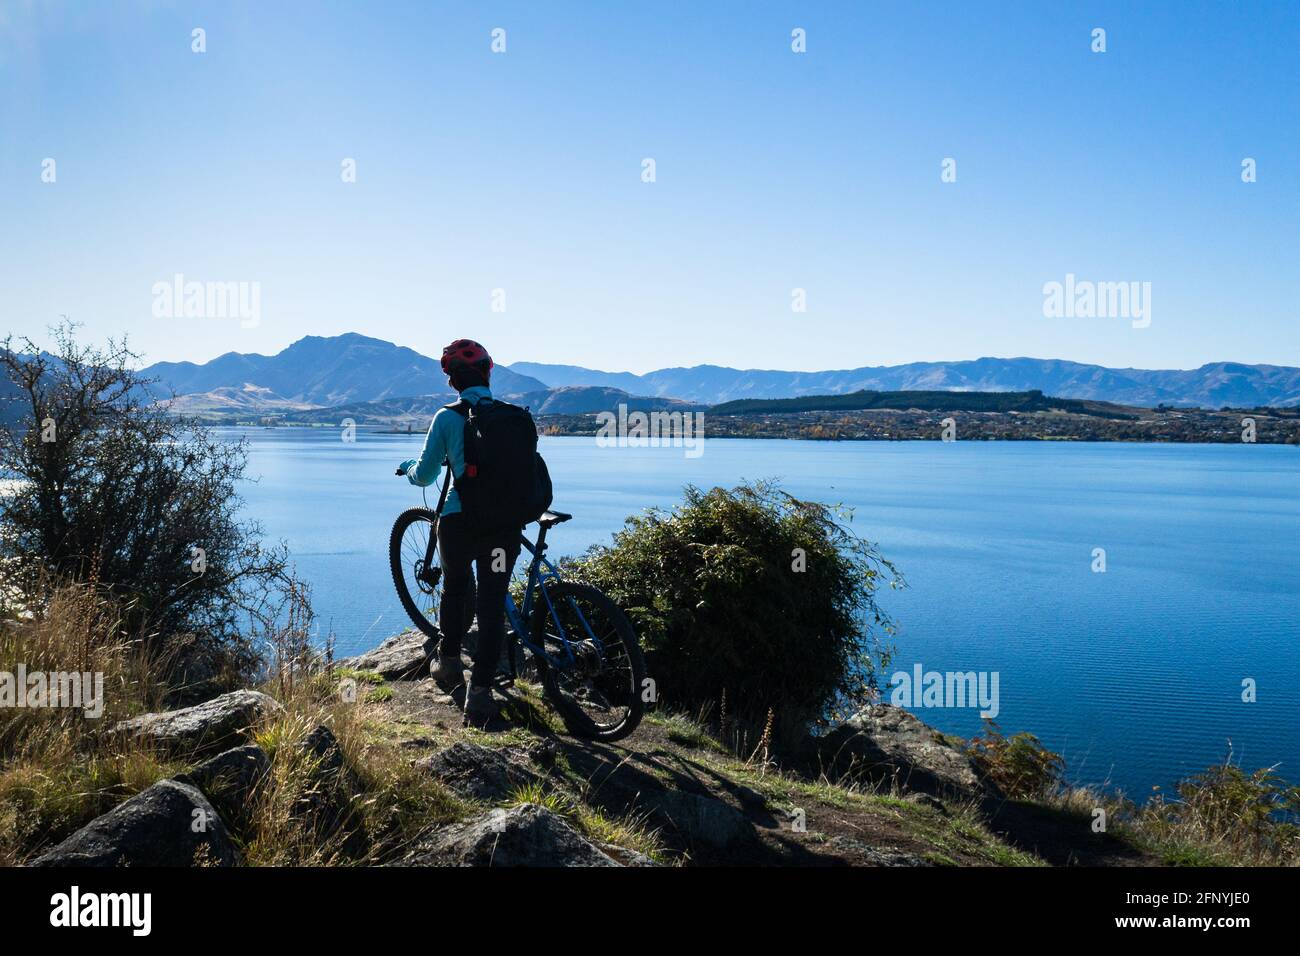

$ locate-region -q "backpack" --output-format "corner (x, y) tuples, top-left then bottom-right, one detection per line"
(447, 397), (553, 535)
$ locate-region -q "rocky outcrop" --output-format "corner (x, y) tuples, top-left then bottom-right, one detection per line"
(823, 837), (933, 866)
(175, 743), (270, 821)
(650, 789), (753, 849)
(110, 690), (283, 757)
(399, 804), (623, 867)
(293, 725), (367, 856)
(560, 747), (759, 853)
(162, 634), (235, 708)
(337, 631), (434, 680)
(29, 780), (239, 867)
(813, 704), (992, 802)
(299, 724), (349, 779)
(418, 742), (543, 802)
(597, 843), (660, 867)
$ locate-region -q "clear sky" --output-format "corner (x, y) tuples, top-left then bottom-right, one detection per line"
(2, 1), (1297, 373)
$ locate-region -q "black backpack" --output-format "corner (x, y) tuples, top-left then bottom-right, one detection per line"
(447, 397), (553, 535)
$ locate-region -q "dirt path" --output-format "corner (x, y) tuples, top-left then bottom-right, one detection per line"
(371, 679), (1089, 867)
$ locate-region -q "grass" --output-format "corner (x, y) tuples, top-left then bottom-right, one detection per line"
(0, 583), (468, 866)
(1099, 762), (1300, 867)
(0, 583), (182, 864)
(239, 670), (466, 865)
(504, 781), (667, 862)
(5, 585), (1297, 868)
(649, 711), (730, 754)
(971, 727), (1300, 867)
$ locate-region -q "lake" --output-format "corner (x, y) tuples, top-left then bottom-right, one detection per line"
(230, 428), (1300, 799)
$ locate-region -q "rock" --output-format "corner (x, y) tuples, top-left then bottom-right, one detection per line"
(110, 690), (283, 757)
(417, 742), (542, 802)
(29, 779), (239, 867)
(292, 725), (366, 856)
(337, 631), (433, 680)
(175, 744), (270, 819)
(904, 792), (948, 814)
(525, 738), (560, 770)
(598, 843), (660, 867)
(824, 836), (934, 866)
(161, 634), (232, 708)
(299, 725), (348, 779)
(400, 804), (621, 867)
(653, 790), (752, 849)
(814, 704), (991, 802)
(562, 749), (757, 852)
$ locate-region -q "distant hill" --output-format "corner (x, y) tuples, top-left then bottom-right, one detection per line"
(516, 386), (703, 416)
(508, 363), (644, 393)
(162, 384), (319, 416)
(141, 333), (547, 409)
(222, 385), (702, 428)
(510, 357), (1300, 408)
(118, 335), (1300, 416)
(710, 389), (1137, 419)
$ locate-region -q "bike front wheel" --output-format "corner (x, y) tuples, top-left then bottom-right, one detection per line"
(388, 507), (474, 640)
(534, 582), (646, 742)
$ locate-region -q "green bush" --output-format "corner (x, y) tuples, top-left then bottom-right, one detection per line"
(1132, 762), (1300, 865)
(967, 720), (1066, 799)
(569, 481), (901, 751)
(1, 324), (297, 685)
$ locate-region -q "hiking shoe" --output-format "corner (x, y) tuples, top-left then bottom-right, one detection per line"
(463, 685), (499, 728)
(430, 652), (465, 690)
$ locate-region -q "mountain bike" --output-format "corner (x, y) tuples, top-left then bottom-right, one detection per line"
(389, 472), (645, 742)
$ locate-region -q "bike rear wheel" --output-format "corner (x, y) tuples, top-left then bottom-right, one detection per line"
(388, 507), (473, 640)
(534, 581), (645, 742)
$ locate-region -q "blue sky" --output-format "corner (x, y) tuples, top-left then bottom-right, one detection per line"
(2, 0), (1297, 373)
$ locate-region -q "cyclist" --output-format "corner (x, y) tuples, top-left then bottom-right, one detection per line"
(397, 339), (521, 727)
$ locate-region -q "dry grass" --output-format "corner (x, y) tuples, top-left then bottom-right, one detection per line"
(241, 675), (465, 866)
(0, 583), (181, 864)
(0, 583), (464, 866)
(5, 585), (1297, 868)
(1101, 761), (1300, 867)
(505, 780), (667, 862)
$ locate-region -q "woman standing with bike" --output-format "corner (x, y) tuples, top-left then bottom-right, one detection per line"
(392, 338), (644, 741)
(396, 339), (527, 727)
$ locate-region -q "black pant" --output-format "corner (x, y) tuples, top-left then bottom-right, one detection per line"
(436, 512), (520, 689)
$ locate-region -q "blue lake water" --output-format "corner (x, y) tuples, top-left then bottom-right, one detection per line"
(231, 429), (1300, 798)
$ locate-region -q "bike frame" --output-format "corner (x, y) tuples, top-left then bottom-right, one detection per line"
(505, 523), (605, 671)
(418, 508), (604, 673)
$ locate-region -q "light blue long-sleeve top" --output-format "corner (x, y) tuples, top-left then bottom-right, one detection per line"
(402, 385), (492, 515)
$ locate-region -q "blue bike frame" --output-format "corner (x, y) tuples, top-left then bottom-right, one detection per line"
(504, 528), (606, 671)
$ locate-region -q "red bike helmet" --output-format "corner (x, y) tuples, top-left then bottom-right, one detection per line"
(440, 339), (493, 377)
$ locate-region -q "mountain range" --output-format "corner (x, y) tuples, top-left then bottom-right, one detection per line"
(124, 335), (1300, 418)
(512, 357), (1300, 409)
(144, 333), (547, 406)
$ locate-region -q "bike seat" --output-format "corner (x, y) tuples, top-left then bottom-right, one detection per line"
(537, 510), (572, 528)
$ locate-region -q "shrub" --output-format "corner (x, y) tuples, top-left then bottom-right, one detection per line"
(966, 720), (1066, 799)
(569, 481), (901, 751)
(0, 323), (295, 682)
(1130, 760), (1300, 865)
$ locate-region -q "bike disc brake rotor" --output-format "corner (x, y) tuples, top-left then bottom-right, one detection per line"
(413, 561), (441, 596)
